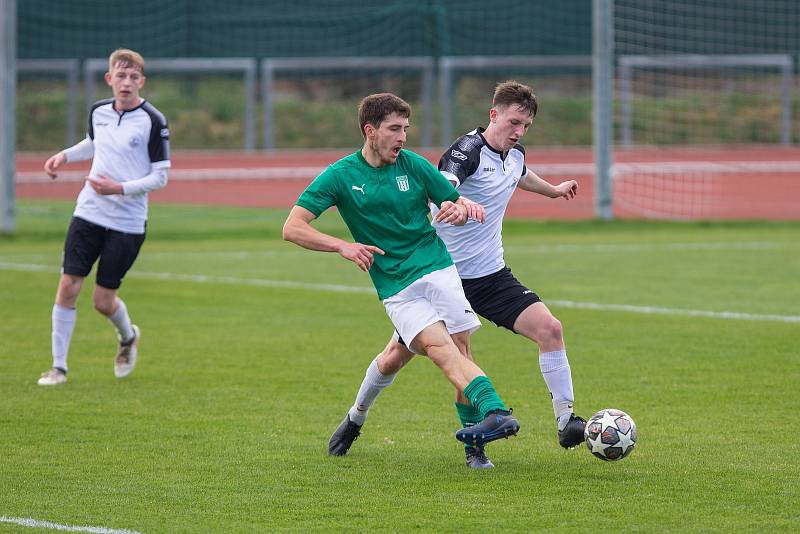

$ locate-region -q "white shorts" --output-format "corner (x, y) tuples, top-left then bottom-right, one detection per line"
(383, 264), (481, 355)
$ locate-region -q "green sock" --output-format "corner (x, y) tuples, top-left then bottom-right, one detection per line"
(455, 402), (483, 427)
(463, 376), (507, 419)
(455, 402), (483, 449)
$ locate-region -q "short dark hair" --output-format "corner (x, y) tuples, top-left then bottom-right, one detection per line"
(493, 81), (538, 117)
(358, 93), (411, 138)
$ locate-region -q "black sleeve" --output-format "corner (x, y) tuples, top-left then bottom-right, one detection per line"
(143, 102), (170, 164)
(87, 98), (113, 140)
(437, 134), (482, 186)
(515, 144), (527, 178)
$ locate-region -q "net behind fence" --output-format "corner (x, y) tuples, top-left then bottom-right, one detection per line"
(611, 0), (800, 218)
(614, 0), (800, 146)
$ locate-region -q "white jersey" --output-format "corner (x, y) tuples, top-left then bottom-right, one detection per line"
(431, 127), (526, 279)
(72, 99), (171, 234)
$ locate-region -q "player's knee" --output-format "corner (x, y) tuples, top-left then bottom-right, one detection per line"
(543, 316), (564, 344)
(422, 339), (458, 363)
(92, 295), (115, 316)
(56, 276), (82, 304)
(533, 315), (563, 346)
(93, 300), (112, 315)
(378, 343), (412, 374)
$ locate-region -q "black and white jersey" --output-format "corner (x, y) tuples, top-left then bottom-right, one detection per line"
(430, 127), (526, 279)
(73, 99), (170, 234)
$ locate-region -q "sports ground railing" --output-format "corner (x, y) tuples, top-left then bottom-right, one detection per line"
(17, 54), (797, 151)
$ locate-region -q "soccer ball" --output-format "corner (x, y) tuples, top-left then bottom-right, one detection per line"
(584, 408), (637, 461)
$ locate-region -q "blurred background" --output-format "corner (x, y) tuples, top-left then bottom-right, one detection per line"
(3, 0), (800, 223)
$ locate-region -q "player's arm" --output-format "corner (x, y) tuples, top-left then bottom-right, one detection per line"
(44, 137), (95, 179)
(111, 110), (171, 196)
(87, 166), (169, 196)
(282, 205), (384, 272)
(518, 168), (577, 200)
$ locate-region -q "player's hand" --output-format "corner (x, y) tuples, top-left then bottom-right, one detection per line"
(87, 173), (124, 195)
(435, 201), (469, 226)
(44, 152), (67, 179)
(554, 180), (578, 200)
(455, 196), (485, 223)
(338, 242), (385, 272)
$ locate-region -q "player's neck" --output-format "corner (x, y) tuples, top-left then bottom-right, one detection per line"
(361, 145), (389, 168)
(482, 125), (508, 157)
(114, 97), (143, 112)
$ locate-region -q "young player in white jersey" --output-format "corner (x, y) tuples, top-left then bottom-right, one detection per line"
(37, 49), (170, 385)
(328, 81), (583, 469)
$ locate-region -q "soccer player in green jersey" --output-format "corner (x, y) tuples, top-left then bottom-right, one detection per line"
(283, 93), (520, 460)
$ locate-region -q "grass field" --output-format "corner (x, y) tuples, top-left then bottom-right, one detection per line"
(1, 200), (799, 533)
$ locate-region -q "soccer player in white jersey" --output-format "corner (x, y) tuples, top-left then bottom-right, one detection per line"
(37, 49), (170, 385)
(329, 81), (583, 469)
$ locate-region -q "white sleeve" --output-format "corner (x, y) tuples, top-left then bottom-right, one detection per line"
(62, 137), (95, 163)
(121, 165), (169, 196)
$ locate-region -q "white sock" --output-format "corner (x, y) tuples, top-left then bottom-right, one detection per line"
(51, 304), (76, 371)
(348, 356), (397, 426)
(539, 349), (575, 430)
(107, 298), (134, 342)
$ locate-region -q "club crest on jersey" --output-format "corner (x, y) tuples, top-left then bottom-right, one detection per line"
(396, 175), (409, 192)
(129, 136), (141, 147)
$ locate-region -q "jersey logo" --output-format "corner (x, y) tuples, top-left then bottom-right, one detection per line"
(160, 128), (170, 138)
(129, 136), (141, 147)
(352, 184), (366, 195)
(395, 175), (409, 192)
(483, 167), (496, 173)
(451, 150), (467, 161)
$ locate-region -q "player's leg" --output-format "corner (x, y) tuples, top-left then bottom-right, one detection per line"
(450, 331), (493, 468)
(328, 336), (413, 456)
(463, 266), (584, 447)
(426, 265), (519, 450)
(513, 301), (585, 448)
(95, 228), (145, 378)
(39, 217), (101, 385)
(410, 323), (518, 446)
(385, 266), (519, 448)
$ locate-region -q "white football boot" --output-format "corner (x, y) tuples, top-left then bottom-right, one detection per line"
(38, 367), (67, 386)
(114, 325), (140, 378)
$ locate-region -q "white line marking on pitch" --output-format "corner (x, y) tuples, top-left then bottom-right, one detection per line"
(505, 241), (789, 254)
(1, 261), (798, 323)
(139, 241), (791, 260)
(0, 516), (141, 534)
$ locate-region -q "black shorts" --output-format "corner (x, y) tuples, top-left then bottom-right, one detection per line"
(461, 267), (541, 332)
(62, 216), (145, 290)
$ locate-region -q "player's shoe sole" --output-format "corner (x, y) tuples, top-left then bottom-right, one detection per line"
(455, 410), (519, 447)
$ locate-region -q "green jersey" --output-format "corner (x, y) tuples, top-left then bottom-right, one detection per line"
(296, 149), (460, 299)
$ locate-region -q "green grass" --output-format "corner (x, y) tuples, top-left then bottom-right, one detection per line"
(1, 200), (799, 532)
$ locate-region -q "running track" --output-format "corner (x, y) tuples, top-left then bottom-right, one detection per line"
(14, 146), (800, 220)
